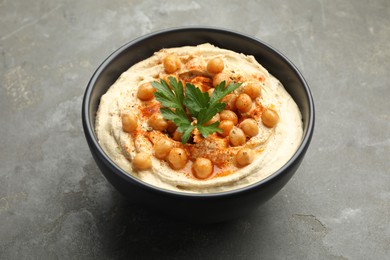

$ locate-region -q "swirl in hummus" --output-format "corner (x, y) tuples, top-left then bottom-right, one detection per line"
(95, 44), (303, 193)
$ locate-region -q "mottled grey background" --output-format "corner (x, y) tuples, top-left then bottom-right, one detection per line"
(1, 0), (389, 259)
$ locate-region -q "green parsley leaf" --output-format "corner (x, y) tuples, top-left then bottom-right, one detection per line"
(196, 103), (226, 125)
(151, 79), (184, 110)
(181, 125), (196, 144)
(197, 122), (222, 138)
(152, 77), (241, 144)
(210, 81), (242, 104)
(184, 84), (210, 117)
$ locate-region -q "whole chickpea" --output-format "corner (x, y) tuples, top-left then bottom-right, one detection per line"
(219, 120), (235, 137)
(121, 112), (138, 133)
(219, 110), (238, 125)
(137, 82), (156, 101)
(168, 148), (188, 170)
(229, 127), (246, 147)
(236, 148), (255, 167)
(239, 118), (259, 137)
(192, 158), (213, 179)
(132, 152), (152, 171)
(207, 58), (224, 74)
(261, 108), (279, 128)
(235, 93), (252, 113)
(243, 82), (262, 100)
(163, 54), (181, 74)
(212, 72), (231, 87)
(154, 138), (174, 159)
(221, 93), (237, 111)
(148, 113), (168, 132)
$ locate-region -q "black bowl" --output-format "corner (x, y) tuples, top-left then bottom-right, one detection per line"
(82, 27), (315, 223)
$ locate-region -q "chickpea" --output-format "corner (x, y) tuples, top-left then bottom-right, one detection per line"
(192, 158), (213, 179)
(163, 54), (180, 74)
(154, 138), (174, 159)
(207, 58), (224, 74)
(137, 82), (156, 101)
(121, 112), (138, 133)
(221, 93), (237, 111)
(148, 113), (168, 132)
(207, 88), (214, 97)
(243, 82), (261, 100)
(212, 72), (231, 87)
(229, 127), (246, 147)
(132, 152), (152, 171)
(168, 148), (188, 170)
(236, 148), (255, 167)
(239, 118), (259, 137)
(261, 108), (279, 128)
(219, 110), (238, 125)
(236, 93), (252, 113)
(204, 113), (220, 126)
(172, 129), (183, 142)
(219, 120), (234, 137)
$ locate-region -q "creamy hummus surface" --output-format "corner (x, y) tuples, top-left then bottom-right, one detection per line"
(95, 44), (303, 193)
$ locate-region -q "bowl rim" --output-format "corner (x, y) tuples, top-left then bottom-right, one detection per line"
(82, 26), (315, 199)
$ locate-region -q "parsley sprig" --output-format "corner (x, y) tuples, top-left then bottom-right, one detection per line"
(151, 76), (241, 144)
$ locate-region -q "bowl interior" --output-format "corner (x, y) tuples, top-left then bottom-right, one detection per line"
(84, 27), (314, 194)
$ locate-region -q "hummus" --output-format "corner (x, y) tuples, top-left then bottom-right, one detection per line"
(95, 44), (303, 193)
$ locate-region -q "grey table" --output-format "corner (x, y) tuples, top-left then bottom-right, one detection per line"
(1, 0), (389, 259)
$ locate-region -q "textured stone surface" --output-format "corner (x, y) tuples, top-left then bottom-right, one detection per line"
(1, 0), (389, 259)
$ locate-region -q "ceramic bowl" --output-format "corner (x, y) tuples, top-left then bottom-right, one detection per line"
(82, 27), (315, 223)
